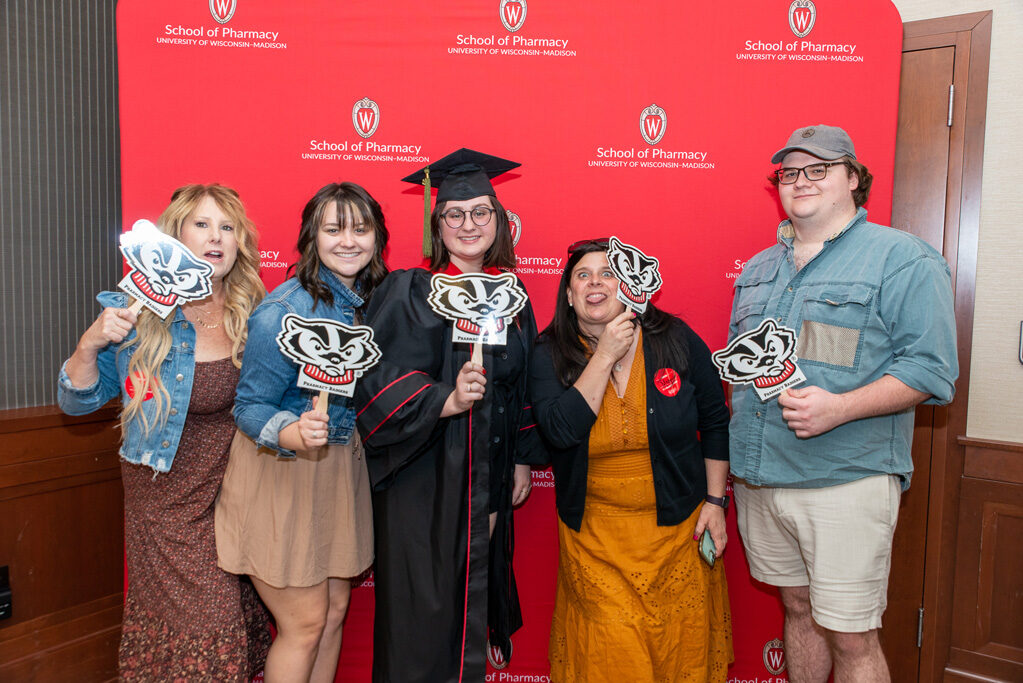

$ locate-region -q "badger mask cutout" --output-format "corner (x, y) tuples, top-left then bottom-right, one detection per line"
(428, 272), (528, 345)
(606, 236), (662, 313)
(276, 314), (382, 397)
(117, 220), (214, 318)
(711, 318), (806, 401)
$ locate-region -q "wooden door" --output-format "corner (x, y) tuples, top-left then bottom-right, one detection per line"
(882, 44), (955, 683)
(884, 11), (994, 682)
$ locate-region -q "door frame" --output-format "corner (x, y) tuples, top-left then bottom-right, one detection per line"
(900, 11), (991, 682)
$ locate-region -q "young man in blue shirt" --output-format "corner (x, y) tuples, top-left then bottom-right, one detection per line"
(728, 125), (958, 682)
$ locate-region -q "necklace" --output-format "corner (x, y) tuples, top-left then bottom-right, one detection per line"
(193, 313), (223, 329)
(187, 303), (225, 329)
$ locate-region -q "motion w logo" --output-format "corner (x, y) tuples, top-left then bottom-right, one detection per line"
(792, 9), (812, 33)
(209, 0), (236, 24)
(763, 638), (787, 675)
(504, 4), (522, 26)
(787, 0), (816, 38)
(356, 110), (375, 135)
(499, 0), (527, 32)
(639, 104), (666, 145)
(352, 97), (380, 138)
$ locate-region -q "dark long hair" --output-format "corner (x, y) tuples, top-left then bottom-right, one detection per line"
(540, 239), (688, 387)
(288, 182), (390, 311)
(428, 194), (516, 271)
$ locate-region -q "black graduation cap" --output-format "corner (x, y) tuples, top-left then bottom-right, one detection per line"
(402, 148), (521, 256)
(402, 148), (520, 202)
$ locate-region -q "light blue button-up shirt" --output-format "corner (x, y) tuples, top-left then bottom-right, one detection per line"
(728, 208), (958, 490)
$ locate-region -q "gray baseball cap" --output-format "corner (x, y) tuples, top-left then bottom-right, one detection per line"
(771, 125), (856, 164)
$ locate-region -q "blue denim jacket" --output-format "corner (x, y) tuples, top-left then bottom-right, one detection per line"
(728, 209), (958, 490)
(233, 269), (363, 457)
(57, 291), (197, 473)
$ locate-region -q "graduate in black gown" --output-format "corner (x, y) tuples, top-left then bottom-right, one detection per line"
(355, 149), (548, 683)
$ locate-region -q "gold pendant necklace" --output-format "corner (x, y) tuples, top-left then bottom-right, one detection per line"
(193, 313), (223, 329)
(188, 304), (224, 329)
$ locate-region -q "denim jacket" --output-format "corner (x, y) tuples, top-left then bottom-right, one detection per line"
(233, 268), (363, 458)
(728, 209), (958, 490)
(57, 291), (198, 473)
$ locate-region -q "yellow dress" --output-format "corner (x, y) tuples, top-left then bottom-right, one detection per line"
(549, 338), (732, 682)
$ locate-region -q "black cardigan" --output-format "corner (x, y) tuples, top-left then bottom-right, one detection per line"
(529, 320), (729, 531)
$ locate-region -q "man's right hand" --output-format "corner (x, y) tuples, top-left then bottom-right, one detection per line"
(779, 385), (846, 438)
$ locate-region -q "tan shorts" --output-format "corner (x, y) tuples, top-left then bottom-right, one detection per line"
(733, 474), (901, 632)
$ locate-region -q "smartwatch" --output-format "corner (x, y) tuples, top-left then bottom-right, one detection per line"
(705, 494), (730, 510)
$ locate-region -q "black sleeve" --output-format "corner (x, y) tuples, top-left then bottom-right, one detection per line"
(682, 323), (730, 461)
(355, 270), (455, 481)
(528, 336), (597, 451)
(513, 295), (550, 467)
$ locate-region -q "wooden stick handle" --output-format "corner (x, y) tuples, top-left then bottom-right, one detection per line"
(317, 390), (330, 415)
(127, 298), (144, 315)
(471, 341), (483, 367)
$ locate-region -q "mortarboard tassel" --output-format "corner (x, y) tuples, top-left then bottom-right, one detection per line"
(422, 167), (432, 257)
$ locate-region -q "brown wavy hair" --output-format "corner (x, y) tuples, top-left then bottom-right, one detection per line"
(288, 182), (390, 312)
(539, 239), (688, 387)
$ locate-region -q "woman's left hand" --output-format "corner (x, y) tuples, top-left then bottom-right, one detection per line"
(511, 463), (532, 506)
(694, 501), (728, 557)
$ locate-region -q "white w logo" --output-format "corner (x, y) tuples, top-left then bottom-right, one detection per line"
(644, 117), (662, 139)
(209, 0), (236, 23)
(793, 10), (811, 32)
(639, 104), (666, 144)
(767, 649), (785, 670)
(357, 109), (375, 133)
(500, 0), (526, 32)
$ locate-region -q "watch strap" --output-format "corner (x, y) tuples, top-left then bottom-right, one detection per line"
(705, 494), (730, 509)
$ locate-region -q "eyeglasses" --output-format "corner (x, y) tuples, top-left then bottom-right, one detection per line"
(774, 161), (849, 185)
(440, 206), (496, 229)
(567, 238), (610, 254)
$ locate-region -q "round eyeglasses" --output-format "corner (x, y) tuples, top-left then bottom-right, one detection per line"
(774, 161), (849, 185)
(440, 206), (496, 229)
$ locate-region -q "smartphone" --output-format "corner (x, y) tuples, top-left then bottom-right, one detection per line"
(699, 529), (717, 568)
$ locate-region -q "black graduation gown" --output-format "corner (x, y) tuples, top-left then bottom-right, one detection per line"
(355, 268), (547, 683)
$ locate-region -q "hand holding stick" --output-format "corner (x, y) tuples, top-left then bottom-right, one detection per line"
(127, 298), (145, 316)
(317, 389), (330, 415)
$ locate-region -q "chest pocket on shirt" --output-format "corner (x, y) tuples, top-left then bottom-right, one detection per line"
(797, 284), (876, 371)
(732, 258), (781, 335)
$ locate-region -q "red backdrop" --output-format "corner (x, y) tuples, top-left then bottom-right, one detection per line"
(116, 1), (902, 680)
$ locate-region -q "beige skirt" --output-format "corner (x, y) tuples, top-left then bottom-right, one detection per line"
(215, 430), (373, 588)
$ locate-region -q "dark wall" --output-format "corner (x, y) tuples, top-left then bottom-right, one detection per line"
(1, 0), (121, 409)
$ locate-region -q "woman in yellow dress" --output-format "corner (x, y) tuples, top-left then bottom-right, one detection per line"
(529, 238), (733, 682)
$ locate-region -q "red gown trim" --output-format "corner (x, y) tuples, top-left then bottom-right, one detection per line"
(363, 384), (433, 441)
(357, 370), (428, 417)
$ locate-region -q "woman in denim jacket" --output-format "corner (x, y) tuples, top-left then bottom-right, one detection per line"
(57, 184), (269, 681)
(215, 182), (388, 683)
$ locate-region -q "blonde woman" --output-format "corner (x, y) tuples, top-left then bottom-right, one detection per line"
(58, 184), (270, 681)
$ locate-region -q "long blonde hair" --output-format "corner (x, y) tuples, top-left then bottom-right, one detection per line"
(121, 184), (265, 434)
